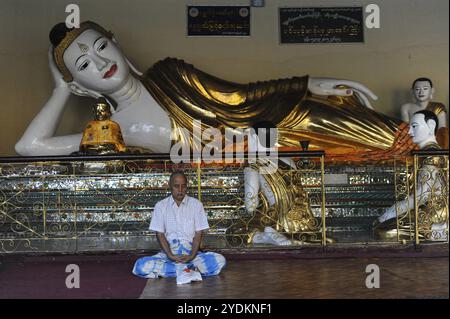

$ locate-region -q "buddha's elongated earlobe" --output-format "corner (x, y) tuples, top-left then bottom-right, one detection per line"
(125, 57), (143, 76)
(102, 95), (117, 113)
(69, 83), (116, 114)
(426, 119), (437, 136)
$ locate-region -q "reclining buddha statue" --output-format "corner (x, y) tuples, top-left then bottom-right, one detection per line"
(14, 21), (434, 243)
(15, 21), (418, 159)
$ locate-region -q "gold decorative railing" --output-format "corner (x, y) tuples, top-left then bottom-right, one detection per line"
(412, 150), (449, 244)
(392, 155), (415, 243)
(0, 152), (327, 253)
(0, 150), (448, 254)
(385, 151), (449, 244)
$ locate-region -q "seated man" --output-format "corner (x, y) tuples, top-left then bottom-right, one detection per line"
(375, 110), (447, 240)
(132, 171), (226, 279)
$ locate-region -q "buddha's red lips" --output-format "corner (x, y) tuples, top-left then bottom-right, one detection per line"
(103, 64), (117, 79)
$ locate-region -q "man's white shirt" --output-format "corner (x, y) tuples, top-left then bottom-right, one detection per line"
(149, 195), (209, 242)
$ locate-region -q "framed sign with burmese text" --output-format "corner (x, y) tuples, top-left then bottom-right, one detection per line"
(187, 6), (250, 36)
(279, 7), (364, 44)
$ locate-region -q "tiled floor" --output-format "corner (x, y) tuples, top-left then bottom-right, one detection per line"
(140, 257), (449, 299)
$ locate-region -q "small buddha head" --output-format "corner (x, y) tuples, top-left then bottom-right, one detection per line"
(93, 98), (112, 121)
(49, 21), (130, 95)
(412, 77), (434, 103)
(408, 110), (438, 147)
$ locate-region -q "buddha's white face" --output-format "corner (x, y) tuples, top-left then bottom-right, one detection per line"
(413, 80), (433, 103)
(63, 29), (129, 93)
(408, 113), (433, 145)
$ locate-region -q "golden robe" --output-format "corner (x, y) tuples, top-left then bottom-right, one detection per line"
(427, 102), (449, 149)
(426, 102), (446, 115)
(141, 58), (419, 235)
(80, 119), (127, 153)
(143, 58), (407, 156)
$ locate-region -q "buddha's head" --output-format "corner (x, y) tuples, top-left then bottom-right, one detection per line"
(408, 110), (438, 147)
(93, 98), (112, 121)
(412, 77), (434, 103)
(50, 21), (130, 95)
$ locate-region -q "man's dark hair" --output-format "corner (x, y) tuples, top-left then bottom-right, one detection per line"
(413, 110), (439, 135)
(169, 171), (188, 187)
(412, 77), (433, 89)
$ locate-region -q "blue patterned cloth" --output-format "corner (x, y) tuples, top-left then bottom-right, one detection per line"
(132, 239), (226, 279)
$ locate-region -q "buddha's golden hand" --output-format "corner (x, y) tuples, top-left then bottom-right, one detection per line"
(308, 77), (378, 109)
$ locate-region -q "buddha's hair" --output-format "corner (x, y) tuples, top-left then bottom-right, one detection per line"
(49, 22), (74, 48)
(413, 110), (439, 135)
(412, 77), (433, 89)
(169, 171), (188, 187)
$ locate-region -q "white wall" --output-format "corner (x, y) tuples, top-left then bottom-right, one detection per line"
(0, 0), (448, 155)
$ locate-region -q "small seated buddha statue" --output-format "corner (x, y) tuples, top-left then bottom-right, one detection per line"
(79, 98), (128, 155)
